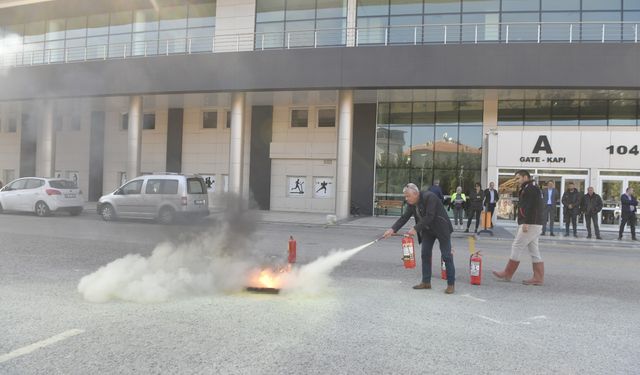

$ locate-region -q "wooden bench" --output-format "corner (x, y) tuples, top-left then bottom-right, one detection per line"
(375, 199), (404, 216)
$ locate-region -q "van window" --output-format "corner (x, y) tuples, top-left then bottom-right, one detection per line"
(26, 179), (45, 189)
(8, 179), (27, 190)
(187, 178), (205, 194)
(122, 180), (143, 195)
(146, 179), (178, 194)
(49, 180), (78, 189)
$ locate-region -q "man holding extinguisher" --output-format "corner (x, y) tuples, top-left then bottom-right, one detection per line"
(383, 183), (455, 294)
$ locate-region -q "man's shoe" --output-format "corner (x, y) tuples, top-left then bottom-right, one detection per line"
(412, 282), (431, 290)
(586, 235), (592, 239)
(564, 233), (569, 237)
(574, 234), (578, 238)
(618, 236), (622, 240)
(596, 236), (602, 240)
(464, 228), (469, 233)
(444, 285), (455, 294)
(550, 233), (555, 237)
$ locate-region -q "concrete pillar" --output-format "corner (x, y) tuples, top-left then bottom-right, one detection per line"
(37, 101), (55, 178)
(346, 0), (357, 47)
(127, 96), (143, 181)
(229, 92), (246, 196)
(336, 90), (354, 220)
(482, 90), (498, 187)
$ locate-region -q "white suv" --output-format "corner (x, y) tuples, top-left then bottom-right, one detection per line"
(0, 178), (84, 216)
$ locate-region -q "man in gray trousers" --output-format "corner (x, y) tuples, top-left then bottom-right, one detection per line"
(541, 181), (559, 236)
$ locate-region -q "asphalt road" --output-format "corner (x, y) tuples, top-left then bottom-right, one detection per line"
(1, 212), (639, 374)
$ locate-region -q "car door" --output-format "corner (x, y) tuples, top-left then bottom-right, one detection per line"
(20, 179), (45, 211)
(1, 179), (27, 211)
(142, 179), (165, 219)
(114, 179), (145, 218)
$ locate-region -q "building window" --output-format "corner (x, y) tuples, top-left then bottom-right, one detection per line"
(122, 113), (129, 130)
(143, 113), (156, 130)
(226, 110), (231, 128)
(318, 107), (336, 127)
(203, 111), (217, 129)
(8, 115), (17, 133)
(291, 109), (309, 127)
(70, 115), (81, 131)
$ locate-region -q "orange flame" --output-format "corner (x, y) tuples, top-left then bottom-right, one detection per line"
(247, 265), (291, 289)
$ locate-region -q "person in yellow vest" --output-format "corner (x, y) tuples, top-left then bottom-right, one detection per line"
(449, 186), (467, 231)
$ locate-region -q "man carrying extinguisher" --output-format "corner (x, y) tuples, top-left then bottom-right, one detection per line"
(383, 183), (455, 294)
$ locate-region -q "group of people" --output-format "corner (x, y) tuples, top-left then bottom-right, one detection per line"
(381, 170), (639, 294)
(541, 181), (637, 241)
(446, 182), (499, 233)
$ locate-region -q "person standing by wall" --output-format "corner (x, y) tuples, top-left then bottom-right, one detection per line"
(383, 183), (455, 294)
(581, 187), (603, 240)
(542, 181), (559, 236)
(466, 183), (483, 233)
(483, 181), (498, 228)
(449, 186), (466, 231)
(562, 183), (581, 238)
(492, 170), (545, 286)
(618, 187), (638, 241)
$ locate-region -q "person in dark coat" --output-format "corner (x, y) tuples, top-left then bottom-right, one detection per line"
(541, 181), (559, 236)
(383, 183), (455, 294)
(483, 181), (498, 228)
(428, 180), (444, 202)
(466, 182), (484, 233)
(618, 187), (638, 241)
(580, 187), (603, 240)
(561, 183), (581, 237)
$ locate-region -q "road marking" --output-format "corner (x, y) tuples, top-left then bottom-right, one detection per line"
(477, 315), (503, 324)
(461, 294), (487, 302)
(0, 329), (84, 364)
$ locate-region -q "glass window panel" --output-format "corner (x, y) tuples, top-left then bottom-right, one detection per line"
(541, 0), (580, 11)
(387, 126), (412, 167)
(623, 11), (640, 40)
(579, 100), (608, 126)
(188, 3), (216, 28)
(378, 102), (390, 124)
(24, 21), (45, 43)
(188, 26), (214, 37)
(65, 38), (86, 48)
(551, 100), (579, 126)
(133, 9), (158, 32)
(357, 0), (390, 17)
(413, 102), (435, 124)
(375, 167), (388, 195)
(581, 12), (622, 41)
(87, 14), (109, 36)
(433, 168), (459, 196)
(458, 125), (482, 170)
(459, 101), (483, 125)
(86, 36), (108, 59)
(318, 108), (336, 127)
(132, 32), (158, 55)
(434, 125), (458, 168)
(498, 100), (524, 126)
(376, 125), (391, 167)
(66, 16), (87, 39)
(5, 24), (24, 38)
(317, 0), (347, 18)
(501, 12), (539, 42)
(583, 0), (621, 10)
(143, 114), (155, 130)
(357, 16), (388, 44)
(541, 12), (579, 41)
(203, 111), (217, 128)
(23, 43), (44, 64)
(45, 40), (64, 63)
(458, 169), (481, 196)
(256, 0), (286, 22)
(387, 168), (412, 194)
(389, 15), (422, 44)
(410, 168), (432, 191)
(286, 20), (315, 47)
(435, 101), (459, 125)
(411, 125), (435, 169)
(609, 99), (637, 125)
(286, 0), (316, 20)
(46, 19), (65, 41)
(64, 37), (85, 61)
(424, 14), (460, 43)
(625, 0), (640, 10)
(256, 22), (285, 49)
(425, 0), (461, 13)
(160, 5), (188, 30)
(390, 102), (413, 124)
(524, 100), (551, 125)
(110, 11), (133, 34)
(462, 13), (499, 42)
(316, 19), (347, 46)
(501, 0), (539, 11)
(463, 0), (499, 12)
(108, 33), (131, 58)
(159, 29), (187, 53)
(291, 109), (308, 127)
(390, 0), (423, 15)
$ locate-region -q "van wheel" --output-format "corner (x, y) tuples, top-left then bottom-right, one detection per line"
(158, 207), (175, 225)
(101, 204), (116, 221)
(35, 201), (51, 217)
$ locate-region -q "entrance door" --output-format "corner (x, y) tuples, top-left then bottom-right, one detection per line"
(560, 176), (588, 225)
(600, 178), (640, 225)
(538, 176), (562, 226)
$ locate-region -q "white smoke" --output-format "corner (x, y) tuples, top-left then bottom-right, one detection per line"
(0, 34), (22, 76)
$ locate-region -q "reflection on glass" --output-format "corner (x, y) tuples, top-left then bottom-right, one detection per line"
(358, 0), (389, 17)
(502, 0), (540, 11)
(524, 100), (551, 126)
(601, 180), (622, 224)
(160, 5), (188, 30)
(434, 125), (458, 168)
(579, 100), (607, 126)
(458, 126), (482, 169)
(390, 0), (423, 15)
(459, 101), (483, 125)
(609, 99), (637, 126)
(425, 0), (462, 14)
(551, 100), (579, 126)
(498, 100), (524, 126)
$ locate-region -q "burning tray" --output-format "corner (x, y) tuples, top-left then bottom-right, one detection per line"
(245, 286), (280, 294)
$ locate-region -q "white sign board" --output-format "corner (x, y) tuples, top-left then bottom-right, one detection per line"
(287, 176), (306, 197)
(313, 177), (333, 198)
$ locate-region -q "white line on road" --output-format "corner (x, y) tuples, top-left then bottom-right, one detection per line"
(477, 315), (503, 324)
(461, 294), (487, 302)
(0, 329), (84, 364)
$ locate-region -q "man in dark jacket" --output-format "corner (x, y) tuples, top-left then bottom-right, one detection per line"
(383, 183), (455, 294)
(493, 170), (545, 286)
(581, 187), (603, 240)
(541, 181), (559, 236)
(466, 182), (484, 233)
(428, 180), (444, 202)
(562, 183), (581, 238)
(483, 181), (498, 228)
(618, 187), (638, 241)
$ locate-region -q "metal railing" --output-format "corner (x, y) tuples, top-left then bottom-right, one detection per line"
(2, 21), (639, 68)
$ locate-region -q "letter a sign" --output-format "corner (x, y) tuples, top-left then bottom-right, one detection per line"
(532, 135), (553, 154)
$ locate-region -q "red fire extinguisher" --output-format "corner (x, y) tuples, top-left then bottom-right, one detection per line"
(288, 235), (297, 264)
(441, 259), (447, 280)
(401, 235), (416, 269)
(470, 252), (482, 285)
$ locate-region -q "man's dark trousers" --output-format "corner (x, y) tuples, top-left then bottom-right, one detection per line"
(619, 213), (637, 239)
(542, 205), (556, 234)
(421, 234), (455, 285)
(565, 213), (578, 235)
(585, 213), (600, 237)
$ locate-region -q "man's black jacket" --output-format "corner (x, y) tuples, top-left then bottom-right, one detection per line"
(392, 190), (453, 243)
(517, 181), (544, 225)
